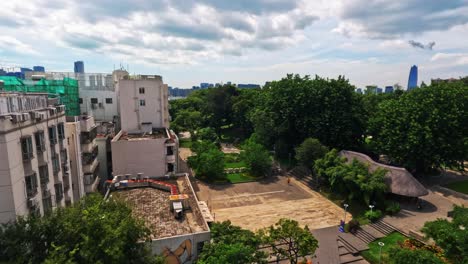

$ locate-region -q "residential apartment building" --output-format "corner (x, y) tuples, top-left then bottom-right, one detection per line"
(111, 75), (178, 177)
(0, 92), (73, 223)
(66, 115), (99, 200)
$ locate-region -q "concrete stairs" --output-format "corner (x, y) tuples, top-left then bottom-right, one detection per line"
(369, 220), (397, 236)
(337, 240), (369, 264)
(353, 228), (376, 244)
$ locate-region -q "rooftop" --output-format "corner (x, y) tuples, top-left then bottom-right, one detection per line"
(117, 128), (168, 141)
(113, 176), (208, 240)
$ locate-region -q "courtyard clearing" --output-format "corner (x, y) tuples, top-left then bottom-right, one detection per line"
(195, 176), (346, 231)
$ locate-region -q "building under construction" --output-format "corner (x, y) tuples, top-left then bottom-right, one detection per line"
(0, 76), (79, 116)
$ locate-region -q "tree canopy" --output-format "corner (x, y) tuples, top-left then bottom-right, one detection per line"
(0, 194), (155, 264)
(240, 137), (272, 177)
(422, 205), (468, 263)
(187, 140), (225, 181)
(295, 138), (328, 170)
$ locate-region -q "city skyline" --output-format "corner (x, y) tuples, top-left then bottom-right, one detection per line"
(1, 1), (467, 88)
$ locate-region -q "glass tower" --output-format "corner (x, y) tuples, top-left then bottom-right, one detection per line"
(74, 61), (85, 73)
(407, 65), (418, 90)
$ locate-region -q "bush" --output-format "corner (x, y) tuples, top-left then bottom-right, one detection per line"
(385, 201), (401, 215)
(345, 219), (360, 234)
(365, 209), (383, 222)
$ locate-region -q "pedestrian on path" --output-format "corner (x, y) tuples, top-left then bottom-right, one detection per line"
(287, 176), (291, 185)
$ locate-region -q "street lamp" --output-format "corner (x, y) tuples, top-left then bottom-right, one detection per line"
(343, 203), (349, 223)
(378, 242), (385, 264)
(369, 204), (375, 212)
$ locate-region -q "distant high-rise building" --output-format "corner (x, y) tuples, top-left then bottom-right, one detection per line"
(74, 61), (85, 73)
(384, 86), (394, 93)
(407, 65), (418, 90)
(356, 88), (363, 94)
(376, 87), (383, 94)
(33, 66), (45, 72)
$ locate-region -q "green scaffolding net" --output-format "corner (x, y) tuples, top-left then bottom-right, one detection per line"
(0, 76), (80, 116)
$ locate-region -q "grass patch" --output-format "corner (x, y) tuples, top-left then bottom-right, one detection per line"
(445, 180), (468, 194)
(226, 173), (257, 183)
(224, 161), (247, 168)
(224, 153), (247, 168)
(179, 139), (192, 148)
(361, 232), (406, 264)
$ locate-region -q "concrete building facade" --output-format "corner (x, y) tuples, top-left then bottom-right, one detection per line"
(111, 75), (177, 177)
(0, 92), (73, 223)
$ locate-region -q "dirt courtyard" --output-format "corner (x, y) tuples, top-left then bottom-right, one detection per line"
(195, 176), (347, 231)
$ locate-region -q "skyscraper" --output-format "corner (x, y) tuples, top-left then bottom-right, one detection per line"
(74, 61), (85, 73)
(407, 65), (418, 90)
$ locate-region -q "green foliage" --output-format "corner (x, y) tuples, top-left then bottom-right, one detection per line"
(188, 140), (225, 181)
(369, 83), (468, 172)
(240, 138), (272, 177)
(252, 74), (365, 157)
(385, 201), (401, 215)
(365, 209), (383, 222)
(295, 138), (328, 170)
(198, 221), (267, 264)
(390, 248), (444, 264)
(193, 127), (220, 145)
(0, 194), (153, 263)
(361, 232), (407, 264)
(345, 219), (360, 233)
(314, 150), (388, 206)
(260, 218), (318, 264)
(170, 109), (202, 134)
(422, 205), (468, 263)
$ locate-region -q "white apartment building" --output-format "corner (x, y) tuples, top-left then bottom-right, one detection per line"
(0, 92), (73, 223)
(111, 75), (178, 177)
(66, 115), (99, 200)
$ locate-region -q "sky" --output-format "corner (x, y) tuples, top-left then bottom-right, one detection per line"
(1, 0), (468, 88)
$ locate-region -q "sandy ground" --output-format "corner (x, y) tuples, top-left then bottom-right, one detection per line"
(195, 176), (347, 231)
(179, 148), (193, 161)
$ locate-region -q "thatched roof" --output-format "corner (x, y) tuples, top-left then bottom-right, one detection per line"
(339, 150), (428, 197)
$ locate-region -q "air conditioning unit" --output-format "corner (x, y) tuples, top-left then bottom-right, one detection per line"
(98, 102), (103, 108)
(22, 113), (30, 121)
(11, 113), (23, 123)
(27, 198), (37, 208)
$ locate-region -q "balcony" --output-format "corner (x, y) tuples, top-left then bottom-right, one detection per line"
(166, 154), (176, 163)
(80, 127), (97, 144)
(82, 142), (98, 154)
(83, 158), (99, 174)
(80, 116), (96, 132)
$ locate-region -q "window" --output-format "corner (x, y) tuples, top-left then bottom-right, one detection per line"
(25, 172), (38, 198)
(167, 163), (174, 173)
(105, 98), (113, 104)
(55, 183), (63, 203)
(49, 126), (57, 145)
(167, 146), (174, 156)
(139, 87), (145, 94)
(21, 136), (34, 160)
(57, 123), (65, 140)
(35, 131), (46, 152)
(51, 153), (60, 175)
(90, 98), (98, 104)
(79, 98), (83, 104)
(139, 99), (146, 106)
(39, 165), (49, 186)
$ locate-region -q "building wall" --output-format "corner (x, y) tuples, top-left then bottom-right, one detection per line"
(79, 90), (118, 122)
(65, 120), (85, 201)
(150, 231), (211, 264)
(0, 102), (72, 224)
(96, 135), (110, 181)
(111, 133), (167, 177)
(118, 77), (169, 132)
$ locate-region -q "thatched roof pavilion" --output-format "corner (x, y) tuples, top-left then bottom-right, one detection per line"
(339, 150), (428, 197)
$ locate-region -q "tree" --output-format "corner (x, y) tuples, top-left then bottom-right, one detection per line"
(188, 141), (225, 181)
(314, 149), (387, 205)
(295, 138), (328, 170)
(198, 221), (267, 264)
(251, 74), (365, 157)
(422, 205), (468, 263)
(240, 138), (272, 177)
(0, 194), (154, 263)
(193, 127), (220, 145)
(369, 82), (468, 172)
(171, 109), (202, 134)
(390, 248), (444, 264)
(260, 219), (318, 264)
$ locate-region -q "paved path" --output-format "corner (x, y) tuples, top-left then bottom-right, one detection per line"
(195, 176), (346, 231)
(383, 189), (468, 234)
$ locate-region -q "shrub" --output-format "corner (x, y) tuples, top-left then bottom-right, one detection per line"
(365, 209), (382, 222)
(345, 219), (360, 234)
(385, 201), (401, 215)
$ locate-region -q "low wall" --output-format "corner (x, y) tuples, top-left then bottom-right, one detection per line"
(432, 185), (468, 201)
